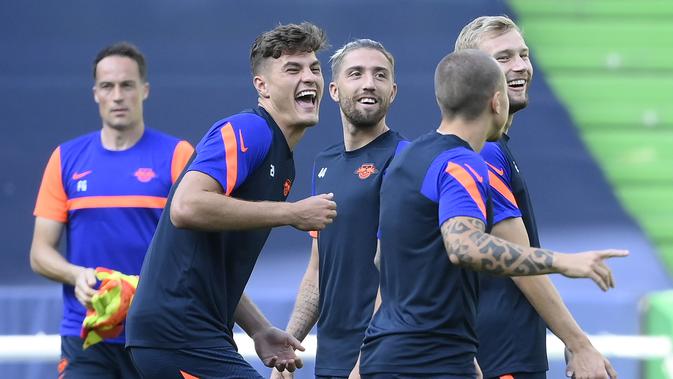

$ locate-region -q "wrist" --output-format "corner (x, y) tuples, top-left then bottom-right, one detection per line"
(564, 334), (593, 353)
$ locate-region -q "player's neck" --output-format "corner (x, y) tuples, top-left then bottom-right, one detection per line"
(437, 118), (488, 153)
(342, 118), (389, 152)
(100, 122), (144, 151)
(504, 114), (515, 134)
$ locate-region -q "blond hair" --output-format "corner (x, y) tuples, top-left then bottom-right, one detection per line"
(454, 15), (521, 51)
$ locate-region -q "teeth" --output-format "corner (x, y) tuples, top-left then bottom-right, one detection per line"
(508, 79), (526, 86)
(296, 90), (316, 98)
(359, 98), (376, 104)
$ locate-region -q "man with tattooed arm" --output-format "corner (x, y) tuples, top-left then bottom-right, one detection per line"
(357, 49), (627, 379)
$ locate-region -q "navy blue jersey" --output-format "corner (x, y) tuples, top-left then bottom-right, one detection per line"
(311, 130), (407, 377)
(360, 132), (490, 376)
(126, 107), (295, 350)
(476, 136), (548, 377)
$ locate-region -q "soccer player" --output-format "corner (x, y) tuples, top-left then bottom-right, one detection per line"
(30, 42), (194, 379)
(270, 39), (406, 379)
(455, 16), (617, 379)
(125, 22), (337, 379)
(358, 49), (627, 379)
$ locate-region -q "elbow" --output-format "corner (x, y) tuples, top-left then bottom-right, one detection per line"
(170, 196), (195, 229)
(29, 249), (43, 275)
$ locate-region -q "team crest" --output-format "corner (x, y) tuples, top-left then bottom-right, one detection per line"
(354, 163), (378, 180)
(134, 168), (157, 183)
(283, 179), (292, 197)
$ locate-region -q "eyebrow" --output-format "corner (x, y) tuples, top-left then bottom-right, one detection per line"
(345, 65), (390, 73)
(494, 47), (529, 56)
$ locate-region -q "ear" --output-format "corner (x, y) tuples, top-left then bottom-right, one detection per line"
(491, 90), (504, 115)
(389, 82), (398, 104)
(142, 82), (150, 101)
(253, 75), (270, 99)
(92, 85), (100, 104)
(329, 81), (339, 102)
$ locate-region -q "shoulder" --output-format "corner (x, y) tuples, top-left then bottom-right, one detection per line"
(143, 128), (182, 145)
(60, 131), (98, 151)
(316, 142), (344, 159)
(479, 141), (505, 161)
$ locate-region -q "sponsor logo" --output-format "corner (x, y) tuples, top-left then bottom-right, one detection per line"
(134, 168), (157, 183)
(317, 167), (327, 178)
(354, 163), (378, 180)
(283, 179), (292, 197)
(72, 170), (92, 180)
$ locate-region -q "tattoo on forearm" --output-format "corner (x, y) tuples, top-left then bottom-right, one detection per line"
(441, 218), (555, 276)
(286, 279), (320, 341)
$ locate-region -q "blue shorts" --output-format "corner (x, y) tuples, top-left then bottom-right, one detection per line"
(128, 345), (263, 379)
(487, 373), (546, 379)
(362, 374), (474, 379)
(60, 336), (140, 379)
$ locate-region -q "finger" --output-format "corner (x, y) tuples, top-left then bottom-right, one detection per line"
(590, 271), (608, 292)
(594, 264), (611, 288)
(599, 250), (629, 259)
(288, 335), (305, 352)
(319, 193), (334, 200)
(294, 356), (303, 369)
(285, 360), (296, 372)
(605, 359), (617, 378)
(266, 356), (278, 368)
(275, 361), (287, 373)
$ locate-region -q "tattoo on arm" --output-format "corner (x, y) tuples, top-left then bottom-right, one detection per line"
(441, 217), (555, 276)
(286, 278), (320, 341)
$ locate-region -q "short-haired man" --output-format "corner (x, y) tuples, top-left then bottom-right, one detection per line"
(30, 42), (194, 379)
(456, 15), (617, 379)
(358, 49), (627, 379)
(126, 22), (337, 379)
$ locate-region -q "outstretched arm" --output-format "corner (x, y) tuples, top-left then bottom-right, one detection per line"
(441, 216), (627, 290)
(171, 171), (336, 231)
(493, 217), (617, 378)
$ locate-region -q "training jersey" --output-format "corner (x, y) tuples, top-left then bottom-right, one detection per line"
(126, 106), (295, 350)
(33, 128), (193, 343)
(311, 130), (407, 377)
(360, 132), (490, 377)
(476, 135), (548, 377)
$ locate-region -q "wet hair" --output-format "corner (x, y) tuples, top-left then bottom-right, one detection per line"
(329, 39), (395, 80)
(434, 49), (504, 120)
(454, 15), (521, 51)
(250, 22), (328, 74)
(93, 42), (147, 82)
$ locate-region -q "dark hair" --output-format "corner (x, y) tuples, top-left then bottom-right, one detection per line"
(434, 49), (504, 120)
(93, 42), (147, 82)
(250, 22), (328, 74)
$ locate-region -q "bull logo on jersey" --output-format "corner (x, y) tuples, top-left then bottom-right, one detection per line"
(283, 179), (292, 197)
(134, 168), (157, 183)
(354, 163), (378, 180)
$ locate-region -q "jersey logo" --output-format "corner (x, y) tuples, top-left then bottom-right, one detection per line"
(134, 168), (157, 183)
(239, 130), (249, 153)
(513, 161), (520, 173)
(464, 163), (483, 183)
(283, 179), (292, 197)
(317, 167), (327, 178)
(486, 162), (505, 177)
(72, 170), (92, 180)
(76, 180), (88, 192)
(270, 164), (275, 177)
(354, 163), (378, 180)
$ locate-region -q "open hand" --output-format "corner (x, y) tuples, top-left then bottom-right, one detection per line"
(253, 327), (305, 373)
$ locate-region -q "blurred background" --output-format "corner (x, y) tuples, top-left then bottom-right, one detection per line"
(1, 0), (672, 377)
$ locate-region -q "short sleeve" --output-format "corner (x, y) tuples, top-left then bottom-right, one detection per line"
(480, 142), (521, 223)
(188, 115), (272, 195)
(437, 153), (489, 226)
(34, 147), (68, 222)
(170, 140), (195, 183)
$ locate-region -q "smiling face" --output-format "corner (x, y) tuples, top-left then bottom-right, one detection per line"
(329, 48), (397, 129)
(477, 29), (533, 114)
(93, 55), (148, 130)
(255, 51), (324, 129)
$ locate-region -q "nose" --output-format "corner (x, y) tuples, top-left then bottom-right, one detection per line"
(511, 55), (528, 73)
(301, 67), (320, 83)
(362, 72), (376, 91)
(112, 85), (123, 102)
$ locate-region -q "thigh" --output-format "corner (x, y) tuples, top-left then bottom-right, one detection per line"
(60, 336), (120, 379)
(491, 373), (547, 379)
(129, 346), (264, 379)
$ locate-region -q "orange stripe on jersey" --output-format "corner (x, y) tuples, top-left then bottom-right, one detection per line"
(34, 147), (68, 222)
(180, 370), (200, 379)
(309, 230), (318, 238)
(171, 140), (195, 183)
(220, 122), (238, 196)
(67, 195), (167, 210)
(488, 171), (518, 208)
(500, 375), (515, 379)
(445, 162), (486, 218)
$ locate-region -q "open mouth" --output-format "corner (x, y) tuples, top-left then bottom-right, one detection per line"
(507, 79), (527, 90)
(357, 96), (378, 105)
(295, 89), (317, 108)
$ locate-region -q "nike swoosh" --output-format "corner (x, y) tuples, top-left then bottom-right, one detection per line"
(72, 170), (92, 180)
(239, 130), (248, 153)
(486, 162), (504, 177)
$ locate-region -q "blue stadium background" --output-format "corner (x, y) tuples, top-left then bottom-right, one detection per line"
(1, 0), (670, 378)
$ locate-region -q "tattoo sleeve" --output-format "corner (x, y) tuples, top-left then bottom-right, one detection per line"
(286, 271), (320, 341)
(441, 217), (556, 276)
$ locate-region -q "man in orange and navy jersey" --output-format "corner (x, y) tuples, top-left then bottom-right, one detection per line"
(30, 42), (193, 379)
